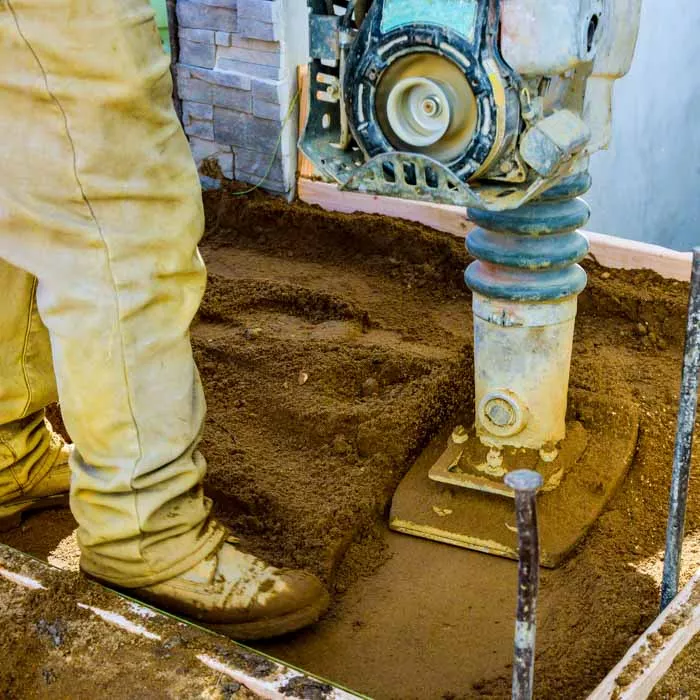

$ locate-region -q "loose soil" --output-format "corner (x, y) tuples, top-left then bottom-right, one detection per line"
(650, 632), (700, 699)
(3, 182), (699, 699)
(605, 580), (700, 697)
(0, 543), (323, 700)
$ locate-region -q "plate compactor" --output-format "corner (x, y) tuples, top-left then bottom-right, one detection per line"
(302, 0), (643, 566)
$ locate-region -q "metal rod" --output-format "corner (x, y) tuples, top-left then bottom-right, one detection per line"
(504, 469), (544, 700)
(660, 247), (700, 611)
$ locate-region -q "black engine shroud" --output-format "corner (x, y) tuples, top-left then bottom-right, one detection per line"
(345, 1), (504, 181)
(301, 0), (528, 207)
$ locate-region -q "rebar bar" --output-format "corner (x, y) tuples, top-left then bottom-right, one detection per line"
(504, 469), (544, 700)
(660, 247), (700, 611)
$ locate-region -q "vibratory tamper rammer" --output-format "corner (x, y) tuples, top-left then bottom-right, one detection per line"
(302, 0), (643, 566)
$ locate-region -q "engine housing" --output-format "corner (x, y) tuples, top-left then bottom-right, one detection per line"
(301, 0), (641, 211)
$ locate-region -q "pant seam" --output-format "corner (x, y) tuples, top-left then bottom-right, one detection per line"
(19, 277), (37, 420)
(7, 3), (151, 576)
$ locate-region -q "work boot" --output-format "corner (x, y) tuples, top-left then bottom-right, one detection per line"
(0, 433), (71, 532)
(97, 536), (330, 640)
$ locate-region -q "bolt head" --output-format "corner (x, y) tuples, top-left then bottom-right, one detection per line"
(421, 97), (439, 116)
(504, 469), (543, 492)
(451, 425), (470, 444)
(485, 398), (515, 427)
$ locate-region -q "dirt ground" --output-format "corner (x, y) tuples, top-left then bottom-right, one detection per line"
(3, 183), (699, 699)
(0, 543), (330, 700)
(650, 632), (700, 699)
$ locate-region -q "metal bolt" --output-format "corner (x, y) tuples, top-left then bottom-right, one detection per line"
(538, 446), (559, 464)
(487, 447), (504, 469)
(421, 97), (440, 116)
(504, 469), (543, 700)
(486, 398), (515, 427)
(451, 425), (470, 445)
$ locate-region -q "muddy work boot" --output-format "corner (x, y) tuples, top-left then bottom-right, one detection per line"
(107, 538), (330, 640)
(0, 436), (71, 532)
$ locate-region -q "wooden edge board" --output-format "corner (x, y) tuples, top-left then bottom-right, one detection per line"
(588, 570), (700, 700)
(298, 178), (473, 238)
(585, 231), (693, 282)
(297, 65), (315, 180)
(297, 179), (692, 282)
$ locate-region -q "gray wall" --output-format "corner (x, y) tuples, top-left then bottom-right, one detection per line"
(587, 0), (700, 252)
(176, 0), (300, 194)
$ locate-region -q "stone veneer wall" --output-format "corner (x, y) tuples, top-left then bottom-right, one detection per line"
(175, 0), (306, 195)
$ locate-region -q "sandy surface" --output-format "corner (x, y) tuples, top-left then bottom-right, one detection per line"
(3, 184), (700, 699)
(650, 631), (700, 699)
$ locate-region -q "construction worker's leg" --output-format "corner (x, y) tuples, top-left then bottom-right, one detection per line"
(0, 0), (224, 586)
(0, 260), (65, 508)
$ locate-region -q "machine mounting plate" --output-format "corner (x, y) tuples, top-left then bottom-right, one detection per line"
(389, 390), (640, 567)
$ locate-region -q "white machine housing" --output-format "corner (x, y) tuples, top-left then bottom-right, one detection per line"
(501, 0), (643, 152)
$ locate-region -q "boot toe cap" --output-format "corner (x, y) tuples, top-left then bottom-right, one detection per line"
(255, 569), (329, 618)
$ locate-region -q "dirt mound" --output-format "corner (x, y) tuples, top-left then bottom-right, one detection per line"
(3, 184), (697, 699)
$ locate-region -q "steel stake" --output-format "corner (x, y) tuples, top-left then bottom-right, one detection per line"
(505, 469), (544, 700)
(660, 247), (700, 611)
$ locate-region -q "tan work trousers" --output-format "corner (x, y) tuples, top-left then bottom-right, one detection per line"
(0, 0), (225, 587)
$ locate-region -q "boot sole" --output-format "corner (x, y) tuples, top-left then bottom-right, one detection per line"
(84, 571), (331, 641)
(0, 493), (70, 532)
(203, 588), (331, 640)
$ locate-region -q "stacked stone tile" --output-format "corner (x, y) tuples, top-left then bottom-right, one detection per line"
(176, 0), (295, 194)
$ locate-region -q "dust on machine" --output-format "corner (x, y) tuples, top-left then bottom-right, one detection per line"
(302, 0), (642, 566)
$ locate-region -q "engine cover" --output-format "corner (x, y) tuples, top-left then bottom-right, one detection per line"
(301, 0), (641, 210)
(344, 0), (519, 183)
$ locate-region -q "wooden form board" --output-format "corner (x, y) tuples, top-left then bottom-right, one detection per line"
(296, 68), (692, 282)
(588, 570), (700, 699)
(297, 178), (693, 283)
(298, 178), (474, 238)
(297, 65), (315, 181)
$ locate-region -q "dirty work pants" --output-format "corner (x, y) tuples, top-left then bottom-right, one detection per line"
(0, 0), (225, 587)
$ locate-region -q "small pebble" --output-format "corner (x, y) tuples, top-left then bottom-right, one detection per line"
(601, 271), (611, 279)
(361, 378), (380, 397)
(634, 322), (648, 336)
(220, 681), (242, 697)
(659, 622), (676, 637)
(332, 436), (351, 455)
(244, 327), (262, 340)
(298, 371), (309, 385)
